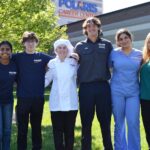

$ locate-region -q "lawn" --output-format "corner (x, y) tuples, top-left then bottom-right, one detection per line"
(11, 88), (148, 150)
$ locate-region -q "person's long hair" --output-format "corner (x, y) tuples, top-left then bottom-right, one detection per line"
(143, 33), (150, 63)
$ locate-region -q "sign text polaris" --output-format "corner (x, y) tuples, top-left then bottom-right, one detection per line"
(59, 0), (98, 13)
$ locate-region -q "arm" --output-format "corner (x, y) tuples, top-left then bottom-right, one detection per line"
(45, 68), (53, 87)
(73, 43), (81, 63)
(70, 52), (80, 61)
(45, 60), (54, 87)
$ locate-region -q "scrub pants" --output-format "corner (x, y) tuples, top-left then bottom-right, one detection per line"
(111, 91), (140, 150)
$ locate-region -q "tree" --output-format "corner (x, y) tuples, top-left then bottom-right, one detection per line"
(0, 0), (67, 53)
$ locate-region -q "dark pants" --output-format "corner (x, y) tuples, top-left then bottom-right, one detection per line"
(79, 81), (113, 150)
(141, 100), (150, 149)
(16, 98), (44, 150)
(51, 111), (77, 150)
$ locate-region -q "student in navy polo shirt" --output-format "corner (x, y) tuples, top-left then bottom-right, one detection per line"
(12, 32), (51, 150)
(0, 41), (17, 150)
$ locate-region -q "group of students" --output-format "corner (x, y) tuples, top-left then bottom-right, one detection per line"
(0, 16), (150, 150)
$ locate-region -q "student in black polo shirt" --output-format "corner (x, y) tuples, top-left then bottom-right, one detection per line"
(75, 17), (113, 150)
(0, 41), (17, 150)
(12, 32), (51, 150)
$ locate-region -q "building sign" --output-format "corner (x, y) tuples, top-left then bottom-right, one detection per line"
(52, 0), (103, 25)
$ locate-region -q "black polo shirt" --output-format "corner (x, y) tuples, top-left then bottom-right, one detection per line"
(75, 37), (113, 84)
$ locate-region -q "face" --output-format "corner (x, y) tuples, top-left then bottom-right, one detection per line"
(117, 33), (132, 49)
(86, 22), (99, 38)
(56, 44), (68, 60)
(0, 44), (11, 60)
(23, 39), (37, 53)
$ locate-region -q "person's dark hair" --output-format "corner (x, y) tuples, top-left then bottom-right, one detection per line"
(82, 17), (102, 36)
(21, 31), (39, 44)
(115, 28), (133, 45)
(0, 41), (13, 51)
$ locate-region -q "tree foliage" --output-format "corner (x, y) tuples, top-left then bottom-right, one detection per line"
(0, 0), (67, 53)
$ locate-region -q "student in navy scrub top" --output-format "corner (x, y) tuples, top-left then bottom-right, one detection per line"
(0, 41), (17, 150)
(12, 32), (51, 150)
(110, 29), (142, 150)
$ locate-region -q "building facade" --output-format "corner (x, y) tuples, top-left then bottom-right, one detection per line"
(66, 2), (150, 50)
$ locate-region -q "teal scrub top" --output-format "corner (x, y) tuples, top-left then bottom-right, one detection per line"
(140, 60), (150, 100)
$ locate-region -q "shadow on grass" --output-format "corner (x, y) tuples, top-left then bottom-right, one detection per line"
(11, 123), (55, 150)
(11, 123), (83, 150)
(11, 87), (101, 149)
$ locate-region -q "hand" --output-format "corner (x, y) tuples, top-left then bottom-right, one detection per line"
(70, 53), (79, 61)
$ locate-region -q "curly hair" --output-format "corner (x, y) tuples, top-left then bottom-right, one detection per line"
(82, 17), (102, 36)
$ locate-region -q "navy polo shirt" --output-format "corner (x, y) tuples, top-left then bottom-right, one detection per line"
(0, 61), (17, 104)
(75, 38), (113, 83)
(12, 52), (51, 99)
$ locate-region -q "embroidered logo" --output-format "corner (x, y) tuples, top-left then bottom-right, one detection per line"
(98, 43), (105, 49)
(70, 64), (76, 67)
(34, 59), (42, 63)
(9, 71), (17, 75)
(130, 56), (141, 60)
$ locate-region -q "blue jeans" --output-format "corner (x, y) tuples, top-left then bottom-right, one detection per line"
(0, 103), (13, 150)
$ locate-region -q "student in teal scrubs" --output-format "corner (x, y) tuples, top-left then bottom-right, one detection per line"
(140, 32), (150, 149)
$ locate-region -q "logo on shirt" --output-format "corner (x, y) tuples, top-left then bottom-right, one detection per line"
(9, 71), (17, 75)
(84, 47), (88, 50)
(98, 43), (105, 49)
(130, 56), (141, 60)
(70, 64), (76, 67)
(34, 59), (42, 63)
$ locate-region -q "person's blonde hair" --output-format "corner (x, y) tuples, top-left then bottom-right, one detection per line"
(143, 33), (150, 63)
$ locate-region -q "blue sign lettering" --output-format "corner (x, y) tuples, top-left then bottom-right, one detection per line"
(59, 0), (98, 13)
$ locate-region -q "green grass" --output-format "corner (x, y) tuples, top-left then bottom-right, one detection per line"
(11, 88), (148, 149)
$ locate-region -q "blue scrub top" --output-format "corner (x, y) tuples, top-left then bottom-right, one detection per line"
(110, 48), (142, 96)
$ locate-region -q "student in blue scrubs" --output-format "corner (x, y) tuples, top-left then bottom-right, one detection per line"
(110, 28), (142, 150)
(0, 41), (17, 150)
(140, 33), (150, 149)
(12, 32), (51, 150)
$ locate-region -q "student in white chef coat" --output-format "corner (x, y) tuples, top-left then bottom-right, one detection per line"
(45, 39), (78, 150)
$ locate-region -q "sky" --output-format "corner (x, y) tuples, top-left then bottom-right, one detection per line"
(103, 0), (150, 13)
